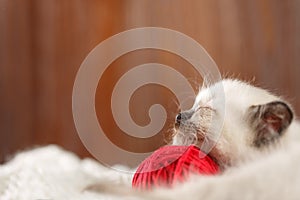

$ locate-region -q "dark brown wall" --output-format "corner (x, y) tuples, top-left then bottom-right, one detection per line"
(1, 0), (300, 163)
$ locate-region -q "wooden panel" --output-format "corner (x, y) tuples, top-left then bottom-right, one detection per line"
(0, 0), (34, 161)
(1, 0), (299, 163)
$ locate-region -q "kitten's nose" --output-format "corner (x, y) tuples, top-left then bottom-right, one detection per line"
(175, 110), (193, 125)
(176, 113), (182, 124)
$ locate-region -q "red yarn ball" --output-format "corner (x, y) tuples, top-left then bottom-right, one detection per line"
(132, 145), (219, 190)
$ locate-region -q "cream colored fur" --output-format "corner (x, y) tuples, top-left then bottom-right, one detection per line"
(1, 79), (300, 200)
(172, 79), (298, 167)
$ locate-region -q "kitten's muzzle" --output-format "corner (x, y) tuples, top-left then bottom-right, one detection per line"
(175, 110), (194, 127)
(175, 113), (182, 124)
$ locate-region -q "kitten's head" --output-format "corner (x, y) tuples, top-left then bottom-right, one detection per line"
(172, 79), (293, 167)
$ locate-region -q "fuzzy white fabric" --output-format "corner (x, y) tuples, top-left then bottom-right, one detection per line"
(1, 143), (300, 200)
(0, 145), (134, 200)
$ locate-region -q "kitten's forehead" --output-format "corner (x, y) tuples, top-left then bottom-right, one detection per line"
(194, 79), (280, 109)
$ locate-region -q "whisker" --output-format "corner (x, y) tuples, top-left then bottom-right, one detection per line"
(167, 97), (180, 110)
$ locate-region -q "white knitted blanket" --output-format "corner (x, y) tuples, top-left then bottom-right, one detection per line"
(0, 145), (134, 200)
(1, 143), (300, 200)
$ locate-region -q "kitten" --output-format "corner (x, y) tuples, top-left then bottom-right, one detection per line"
(172, 79), (297, 169)
(86, 79), (300, 199)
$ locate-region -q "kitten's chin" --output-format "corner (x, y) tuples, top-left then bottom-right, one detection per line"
(172, 129), (232, 170)
(171, 129), (197, 146)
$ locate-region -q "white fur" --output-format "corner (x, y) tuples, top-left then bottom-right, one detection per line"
(1, 141), (300, 200)
(151, 135), (300, 200)
(172, 79), (296, 166)
(1, 80), (299, 200)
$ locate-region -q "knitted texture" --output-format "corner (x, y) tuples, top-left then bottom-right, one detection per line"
(132, 145), (219, 190)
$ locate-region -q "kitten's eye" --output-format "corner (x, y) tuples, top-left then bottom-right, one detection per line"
(194, 98), (214, 111)
(196, 106), (216, 113)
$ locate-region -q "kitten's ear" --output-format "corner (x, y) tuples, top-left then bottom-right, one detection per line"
(247, 101), (293, 147)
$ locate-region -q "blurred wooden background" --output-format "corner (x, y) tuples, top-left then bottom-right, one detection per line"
(1, 0), (300, 163)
